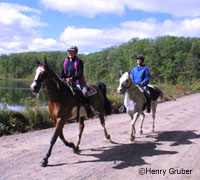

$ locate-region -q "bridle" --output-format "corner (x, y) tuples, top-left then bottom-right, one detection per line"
(32, 66), (48, 92)
(34, 67), (64, 95)
(121, 78), (137, 92)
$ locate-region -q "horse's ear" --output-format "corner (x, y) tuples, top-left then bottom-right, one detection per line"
(128, 71), (130, 74)
(36, 58), (41, 66)
(119, 69), (123, 76)
(44, 57), (48, 66)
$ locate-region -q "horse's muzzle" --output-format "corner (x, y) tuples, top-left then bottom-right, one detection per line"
(30, 82), (41, 94)
(30, 87), (39, 95)
(117, 89), (123, 94)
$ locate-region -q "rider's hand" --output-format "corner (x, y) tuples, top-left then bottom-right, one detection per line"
(140, 82), (144, 86)
(66, 78), (72, 82)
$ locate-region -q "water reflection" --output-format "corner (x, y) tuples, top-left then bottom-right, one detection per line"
(0, 103), (25, 111)
(0, 87), (30, 90)
(0, 79), (48, 110)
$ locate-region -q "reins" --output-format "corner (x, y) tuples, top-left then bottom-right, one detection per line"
(122, 78), (138, 92)
(42, 69), (64, 95)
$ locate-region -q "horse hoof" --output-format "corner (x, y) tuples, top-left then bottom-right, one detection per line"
(130, 136), (135, 142)
(73, 146), (80, 154)
(40, 159), (48, 167)
(106, 134), (111, 140)
(69, 142), (76, 150)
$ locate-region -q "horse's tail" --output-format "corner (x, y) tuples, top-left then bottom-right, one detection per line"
(96, 82), (112, 115)
(154, 86), (164, 102)
(158, 88), (164, 102)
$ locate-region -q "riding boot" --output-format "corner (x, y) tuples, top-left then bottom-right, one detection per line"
(76, 91), (95, 118)
(84, 103), (95, 118)
(146, 97), (151, 113)
(143, 89), (151, 113)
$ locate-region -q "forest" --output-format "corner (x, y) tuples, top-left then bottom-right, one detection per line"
(0, 36), (200, 85)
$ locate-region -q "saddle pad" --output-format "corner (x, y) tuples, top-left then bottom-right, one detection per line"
(148, 85), (160, 101)
(87, 86), (97, 97)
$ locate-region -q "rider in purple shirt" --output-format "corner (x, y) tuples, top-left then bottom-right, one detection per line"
(60, 45), (94, 118)
(130, 56), (151, 113)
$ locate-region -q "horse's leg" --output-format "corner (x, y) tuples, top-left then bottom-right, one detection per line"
(40, 118), (65, 167)
(75, 116), (85, 151)
(59, 130), (76, 151)
(130, 112), (140, 141)
(139, 112), (145, 134)
(151, 101), (157, 133)
(98, 112), (111, 140)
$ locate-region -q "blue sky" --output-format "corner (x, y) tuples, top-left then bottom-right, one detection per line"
(1, 0), (200, 54)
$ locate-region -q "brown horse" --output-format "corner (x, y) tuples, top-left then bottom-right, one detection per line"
(30, 58), (111, 167)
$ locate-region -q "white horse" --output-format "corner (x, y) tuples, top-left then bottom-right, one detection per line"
(117, 72), (163, 141)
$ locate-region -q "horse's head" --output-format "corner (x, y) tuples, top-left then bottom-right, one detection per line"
(30, 58), (49, 94)
(117, 72), (132, 94)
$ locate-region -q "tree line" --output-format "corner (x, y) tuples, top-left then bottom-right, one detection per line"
(0, 36), (200, 85)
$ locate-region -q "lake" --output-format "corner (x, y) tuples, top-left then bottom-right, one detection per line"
(0, 79), (48, 111)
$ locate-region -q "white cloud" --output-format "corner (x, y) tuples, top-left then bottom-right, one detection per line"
(0, 3), (42, 26)
(0, 3), (48, 54)
(1, 1), (200, 55)
(60, 18), (200, 53)
(40, 0), (124, 17)
(28, 38), (65, 51)
(40, 0), (200, 18)
(125, 0), (200, 18)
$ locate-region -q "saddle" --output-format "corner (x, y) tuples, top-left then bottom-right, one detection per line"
(85, 85), (97, 97)
(66, 82), (97, 98)
(65, 82), (96, 120)
(137, 84), (160, 101)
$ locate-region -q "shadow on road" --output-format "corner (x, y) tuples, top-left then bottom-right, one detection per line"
(76, 141), (177, 169)
(48, 130), (200, 168)
(147, 130), (200, 146)
(75, 130), (200, 169)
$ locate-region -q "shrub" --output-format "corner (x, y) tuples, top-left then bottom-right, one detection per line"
(23, 107), (53, 129)
(0, 110), (11, 136)
(9, 112), (29, 133)
(0, 107), (53, 136)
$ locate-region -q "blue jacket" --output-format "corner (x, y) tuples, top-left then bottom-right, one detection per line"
(130, 65), (150, 86)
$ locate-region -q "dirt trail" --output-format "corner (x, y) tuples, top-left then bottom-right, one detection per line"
(1, 93), (200, 180)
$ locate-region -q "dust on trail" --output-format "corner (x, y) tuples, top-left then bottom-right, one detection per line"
(1, 93), (200, 180)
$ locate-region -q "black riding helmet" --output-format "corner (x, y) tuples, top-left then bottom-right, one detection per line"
(136, 55), (144, 62)
(67, 45), (78, 53)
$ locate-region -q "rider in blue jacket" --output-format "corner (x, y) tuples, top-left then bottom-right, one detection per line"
(130, 56), (151, 113)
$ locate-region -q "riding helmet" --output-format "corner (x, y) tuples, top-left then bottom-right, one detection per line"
(136, 55), (144, 62)
(67, 45), (78, 53)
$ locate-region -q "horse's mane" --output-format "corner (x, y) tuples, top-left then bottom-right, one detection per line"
(45, 64), (69, 92)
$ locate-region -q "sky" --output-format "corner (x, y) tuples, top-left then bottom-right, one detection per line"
(1, 0), (200, 54)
